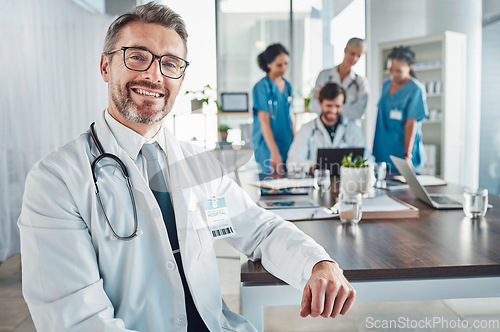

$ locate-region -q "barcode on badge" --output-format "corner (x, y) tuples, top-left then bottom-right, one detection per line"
(211, 227), (234, 238)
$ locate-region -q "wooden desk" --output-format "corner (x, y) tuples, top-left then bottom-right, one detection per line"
(241, 185), (500, 331)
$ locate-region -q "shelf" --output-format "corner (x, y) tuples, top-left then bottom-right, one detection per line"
(218, 112), (251, 116)
(413, 64), (442, 72)
(379, 31), (466, 182)
(422, 120), (442, 125)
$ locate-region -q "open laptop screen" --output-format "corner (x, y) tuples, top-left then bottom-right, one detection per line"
(316, 148), (364, 176)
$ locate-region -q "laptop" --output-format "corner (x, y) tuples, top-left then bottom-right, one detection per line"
(316, 148), (364, 176)
(390, 156), (463, 209)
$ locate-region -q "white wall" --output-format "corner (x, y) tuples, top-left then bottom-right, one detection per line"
(158, 0), (217, 115)
(425, 0), (482, 188)
(479, 19), (500, 194)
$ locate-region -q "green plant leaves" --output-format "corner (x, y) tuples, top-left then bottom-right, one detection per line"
(341, 152), (368, 168)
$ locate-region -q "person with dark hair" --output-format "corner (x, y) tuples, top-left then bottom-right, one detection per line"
(310, 38), (369, 120)
(18, 3), (356, 331)
(373, 45), (429, 170)
(252, 43), (294, 174)
(287, 83), (366, 171)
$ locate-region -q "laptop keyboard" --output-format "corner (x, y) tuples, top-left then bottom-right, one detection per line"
(430, 195), (461, 205)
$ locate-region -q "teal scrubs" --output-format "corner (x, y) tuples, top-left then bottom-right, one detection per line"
(252, 77), (293, 174)
(373, 78), (428, 170)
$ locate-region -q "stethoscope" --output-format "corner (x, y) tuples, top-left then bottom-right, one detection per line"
(311, 116), (348, 145)
(266, 77), (292, 120)
(328, 72), (360, 104)
(89, 122), (141, 241)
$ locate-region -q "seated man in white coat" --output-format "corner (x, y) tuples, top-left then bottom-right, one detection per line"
(18, 3), (355, 332)
(287, 83), (367, 172)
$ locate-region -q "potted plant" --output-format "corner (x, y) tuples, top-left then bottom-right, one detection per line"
(303, 88), (314, 110)
(340, 153), (375, 194)
(184, 84), (218, 113)
(218, 124), (231, 141)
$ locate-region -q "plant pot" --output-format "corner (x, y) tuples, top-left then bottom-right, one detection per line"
(191, 99), (204, 113)
(219, 132), (228, 141)
(340, 165), (375, 194)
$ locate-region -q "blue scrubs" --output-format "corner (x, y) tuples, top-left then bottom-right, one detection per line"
(252, 77), (293, 174)
(373, 78), (428, 170)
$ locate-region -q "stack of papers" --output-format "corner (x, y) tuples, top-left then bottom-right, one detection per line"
(392, 175), (447, 186)
(262, 194), (415, 221)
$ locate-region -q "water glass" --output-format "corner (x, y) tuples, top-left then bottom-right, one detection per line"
(375, 162), (387, 188)
(338, 192), (363, 224)
(463, 188), (488, 218)
(288, 163), (307, 179)
(313, 169), (331, 192)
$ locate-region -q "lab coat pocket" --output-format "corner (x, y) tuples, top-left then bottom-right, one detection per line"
(180, 190), (210, 259)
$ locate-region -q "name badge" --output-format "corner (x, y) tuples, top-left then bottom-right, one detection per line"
(204, 197), (235, 239)
(390, 109), (403, 121)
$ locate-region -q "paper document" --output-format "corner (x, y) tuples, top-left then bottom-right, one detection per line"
(393, 175), (447, 186)
(251, 178), (314, 190)
(264, 195), (411, 221)
(271, 207), (337, 221)
(362, 195), (411, 212)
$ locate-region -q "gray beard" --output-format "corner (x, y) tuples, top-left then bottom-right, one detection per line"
(110, 80), (171, 125)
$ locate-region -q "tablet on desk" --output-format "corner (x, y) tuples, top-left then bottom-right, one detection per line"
(260, 188), (309, 196)
(257, 199), (318, 209)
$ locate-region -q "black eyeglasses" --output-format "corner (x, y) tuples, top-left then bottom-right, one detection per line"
(107, 46), (189, 79)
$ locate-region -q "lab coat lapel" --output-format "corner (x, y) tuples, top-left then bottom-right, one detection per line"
(315, 117), (331, 146)
(332, 118), (347, 147)
(161, 127), (201, 261)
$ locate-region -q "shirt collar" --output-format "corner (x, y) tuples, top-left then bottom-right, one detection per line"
(104, 110), (166, 160)
(335, 65), (356, 80)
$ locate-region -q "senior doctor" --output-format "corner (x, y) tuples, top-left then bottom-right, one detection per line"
(18, 3), (355, 332)
(287, 83), (367, 171)
(309, 38), (368, 120)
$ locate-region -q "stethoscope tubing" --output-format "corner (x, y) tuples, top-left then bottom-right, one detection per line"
(266, 77), (292, 120)
(89, 122), (140, 241)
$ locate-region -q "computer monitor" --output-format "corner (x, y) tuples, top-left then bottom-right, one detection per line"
(221, 92), (249, 112)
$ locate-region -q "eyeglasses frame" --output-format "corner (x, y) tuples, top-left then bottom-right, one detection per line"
(106, 46), (189, 79)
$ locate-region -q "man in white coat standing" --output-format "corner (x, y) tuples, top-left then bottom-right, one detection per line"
(18, 3), (355, 331)
(287, 83), (367, 172)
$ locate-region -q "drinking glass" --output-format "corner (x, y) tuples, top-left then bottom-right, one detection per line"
(339, 192), (363, 224)
(463, 188), (488, 218)
(375, 162), (387, 188)
(313, 169), (331, 192)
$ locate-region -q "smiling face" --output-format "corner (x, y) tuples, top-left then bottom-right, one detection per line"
(320, 94), (344, 126)
(100, 21), (186, 135)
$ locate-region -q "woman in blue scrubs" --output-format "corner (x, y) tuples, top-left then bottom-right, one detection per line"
(373, 46), (428, 171)
(252, 43), (294, 174)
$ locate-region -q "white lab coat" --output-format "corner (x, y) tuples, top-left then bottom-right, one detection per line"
(287, 116), (367, 170)
(18, 111), (332, 332)
(309, 67), (369, 120)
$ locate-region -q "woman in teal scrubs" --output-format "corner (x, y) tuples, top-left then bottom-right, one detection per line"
(373, 46), (428, 171)
(252, 43), (294, 174)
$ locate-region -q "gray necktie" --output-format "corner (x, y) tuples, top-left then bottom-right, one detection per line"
(141, 144), (209, 330)
(141, 143), (168, 193)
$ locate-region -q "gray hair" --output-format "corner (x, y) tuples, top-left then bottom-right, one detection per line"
(345, 37), (366, 53)
(103, 1), (188, 56)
